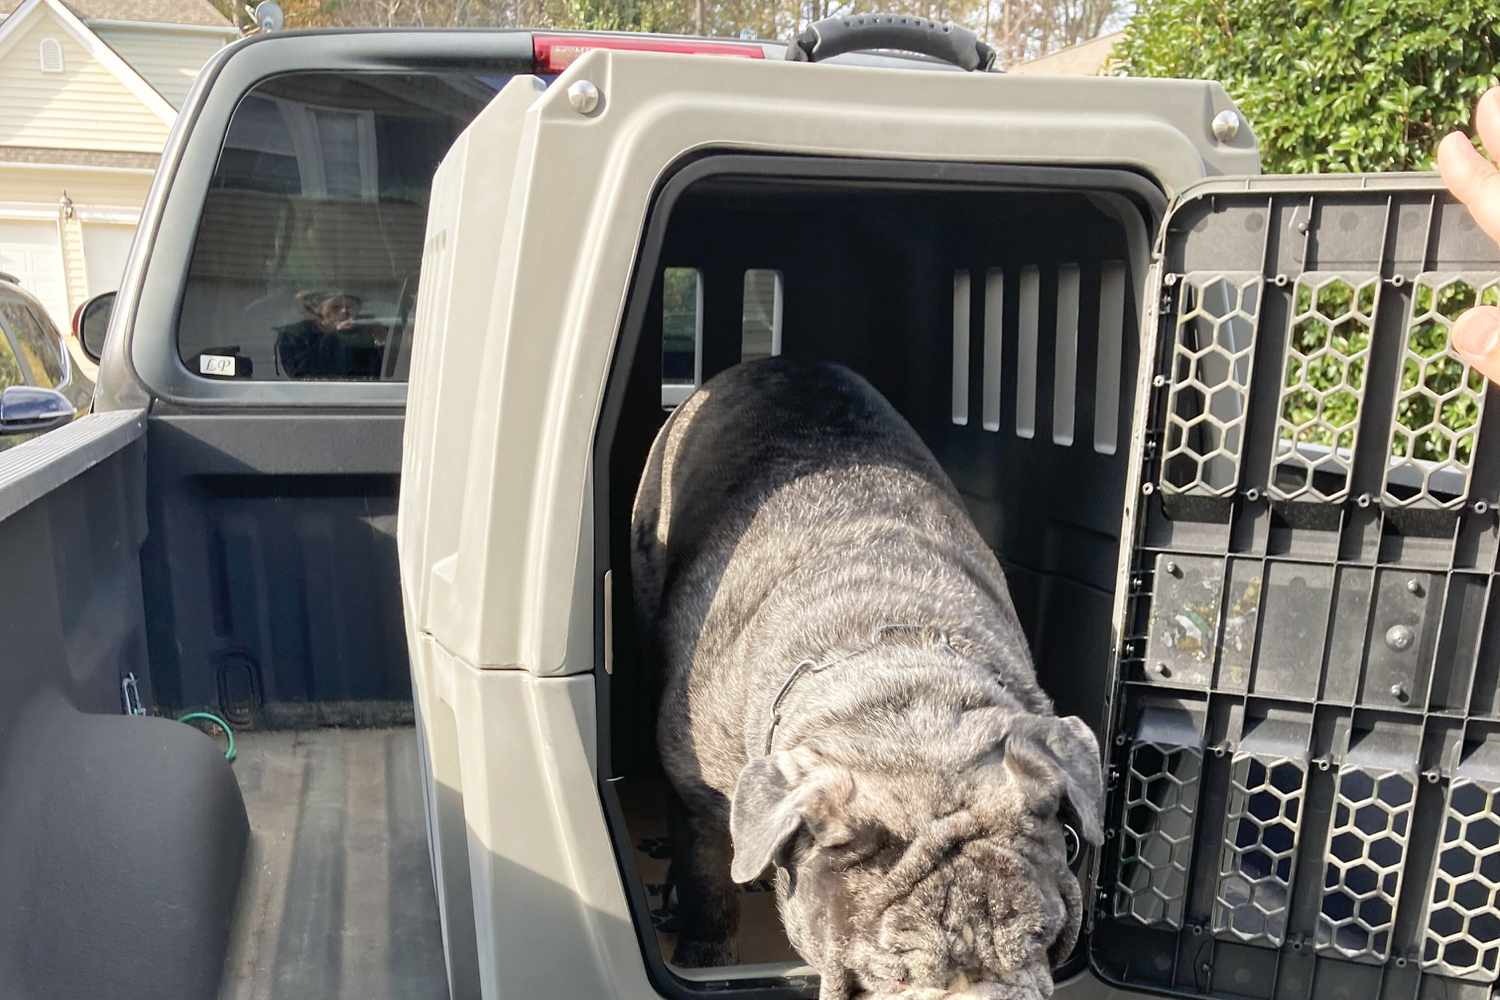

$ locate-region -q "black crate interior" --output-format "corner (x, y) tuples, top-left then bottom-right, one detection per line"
(1100, 189), (1500, 1000)
(594, 158), (1158, 991)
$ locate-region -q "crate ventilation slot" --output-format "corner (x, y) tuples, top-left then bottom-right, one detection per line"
(950, 263), (1127, 455)
(1268, 273), (1379, 503)
(1114, 739), (1203, 929)
(1315, 766), (1416, 964)
(1422, 778), (1500, 982)
(1382, 274), (1497, 510)
(1161, 272), (1261, 497)
(1212, 755), (1307, 946)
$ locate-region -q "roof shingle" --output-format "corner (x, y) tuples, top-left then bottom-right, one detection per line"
(0, 0), (234, 28)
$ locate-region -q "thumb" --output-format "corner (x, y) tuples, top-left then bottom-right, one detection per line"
(1452, 306), (1500, 385)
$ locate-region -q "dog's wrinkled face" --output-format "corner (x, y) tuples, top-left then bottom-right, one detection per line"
(730, 714), (1102, 1000)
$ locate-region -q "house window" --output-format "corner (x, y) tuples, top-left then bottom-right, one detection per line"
(39, 38), (63, 73)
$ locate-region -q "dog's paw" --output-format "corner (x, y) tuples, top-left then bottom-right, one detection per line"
(672, 937), (736, 968)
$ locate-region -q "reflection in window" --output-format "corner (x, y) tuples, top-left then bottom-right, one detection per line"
(741, 269), (782, 362)
(661, 267), (701, 408)
(0, 303), (65, 386)
(178, 72), (506, 381)
(0, 327), (22, 391)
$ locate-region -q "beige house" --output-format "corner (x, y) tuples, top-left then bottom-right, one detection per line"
(0, 0), (237, 332)
(1008, 31), (1122, 77)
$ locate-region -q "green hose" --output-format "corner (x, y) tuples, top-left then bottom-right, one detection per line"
(176, 711), (237, 763)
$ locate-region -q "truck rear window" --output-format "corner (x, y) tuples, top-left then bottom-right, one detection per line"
(177, 72), (505, 382)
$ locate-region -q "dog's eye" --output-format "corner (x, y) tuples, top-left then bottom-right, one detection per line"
(833, 824), (903, 871)
(1027, 797), (1060, 821)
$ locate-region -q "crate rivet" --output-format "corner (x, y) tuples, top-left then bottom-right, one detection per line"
(566, 79), (601, 115)
(1142, 482), (1156, 496)
(1424, 769), (1442, 784)
(1390, 682), (1409, 702)
(1407, 578), (1424, 596)
(1210, 109), (1241, 143)
(1315, 757), (1331, 771)
(1164, 273), (1179, 287)
(1356, 493), (1373, 508)
(1273, 274), (1289, 287)
(1243, 487), (1260, 502)
(1152, 374), (1167, 387)
(1385, 624), (1416, 652)
(1474, 500), (1490, 515)
(1115, 734), (1128, 746)
(1213, 744), (1227, 757)
(1104, 828), (1116, 840)
(1391, 274), (1406, 287)
(1395, 957), (1407, 968)
(1130, 576), (1143, 592)
(1190, 923), (1204, 937)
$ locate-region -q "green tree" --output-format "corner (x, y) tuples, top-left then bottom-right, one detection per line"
(1113, 0), (1500, 173)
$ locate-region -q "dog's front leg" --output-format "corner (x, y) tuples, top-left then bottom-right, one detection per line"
(667, 788), (740, 968)
(817, 970), (851, 1000)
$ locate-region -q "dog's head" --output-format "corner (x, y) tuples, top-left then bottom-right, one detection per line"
(729, 713), (1102, 1000)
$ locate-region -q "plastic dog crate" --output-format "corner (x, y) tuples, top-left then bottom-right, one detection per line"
(1095, 177), (1500, 1000)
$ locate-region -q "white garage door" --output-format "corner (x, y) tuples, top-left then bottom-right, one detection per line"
(0, 220), (69, 331)
(82, 222), (136, 299)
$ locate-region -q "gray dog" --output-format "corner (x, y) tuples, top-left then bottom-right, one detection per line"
(632, 358), (1103, 1000)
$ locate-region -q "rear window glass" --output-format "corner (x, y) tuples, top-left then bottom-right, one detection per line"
(0, 300), (65, 386)
(177, 72), (506, 382)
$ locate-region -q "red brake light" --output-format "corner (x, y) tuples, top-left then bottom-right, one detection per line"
(532, 34), (765, 74)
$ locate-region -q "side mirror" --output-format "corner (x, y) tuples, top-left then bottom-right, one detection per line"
(74, 290), (115, 363)
(0, 385), (76, 436)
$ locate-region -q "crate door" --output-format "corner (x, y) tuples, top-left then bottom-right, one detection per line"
(1097, 177), (1500, 1000)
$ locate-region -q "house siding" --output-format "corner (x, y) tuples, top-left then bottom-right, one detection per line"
(0, 165), (152, 206)
(59, 211), (86, 310)
(92, 25), (229, 108)
(0, 7), (170, 152)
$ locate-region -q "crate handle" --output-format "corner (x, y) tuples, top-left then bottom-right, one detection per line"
(785, 14), (997, 72)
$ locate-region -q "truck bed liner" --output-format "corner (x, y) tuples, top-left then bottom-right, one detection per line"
(220, 728), (447, 1000)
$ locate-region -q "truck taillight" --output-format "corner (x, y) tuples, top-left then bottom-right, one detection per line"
(531, 34), (765, 74)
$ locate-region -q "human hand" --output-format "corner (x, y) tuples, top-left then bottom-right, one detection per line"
(1438, 86), (1500, 383)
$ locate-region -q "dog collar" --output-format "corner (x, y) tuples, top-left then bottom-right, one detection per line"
(762, 622), (971, 755)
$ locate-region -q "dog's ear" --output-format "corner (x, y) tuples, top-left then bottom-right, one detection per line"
(1004, 715), (1104, 846)
(729, 756), (852, 883)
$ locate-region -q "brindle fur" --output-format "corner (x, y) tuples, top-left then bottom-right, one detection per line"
(632, 358), (1103, 1000)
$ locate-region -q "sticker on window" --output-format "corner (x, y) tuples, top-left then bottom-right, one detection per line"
(199, 354), (238, 377)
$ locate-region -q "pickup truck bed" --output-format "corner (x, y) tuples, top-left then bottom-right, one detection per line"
(221, 727), (447, 1000)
